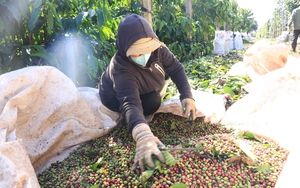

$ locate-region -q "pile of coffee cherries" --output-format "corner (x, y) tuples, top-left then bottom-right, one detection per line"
(38, 113), (289, 188)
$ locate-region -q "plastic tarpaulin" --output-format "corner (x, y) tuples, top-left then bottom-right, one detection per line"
(226, 40), (289, 81)
(0, 66), (120, 187)
(221, 56), (300, 188)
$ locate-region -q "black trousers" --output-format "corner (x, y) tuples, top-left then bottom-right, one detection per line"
(105, 91), (161, 116)
(291, 29), (300, 52)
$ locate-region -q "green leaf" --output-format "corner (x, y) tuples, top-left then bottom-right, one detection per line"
(29, 6), (42, 31)
(211, 146), (220, 157)
(86, 55), (99, 78)
(263, 143), (272, 148)
(97, 9), (104, 26)
(30, 53), (50, 61)
(167, 25), (172, 32)
(45, 1), (59, 20)
(247, 179), (251, 188)
(33, 0), (43, 9)
(100, 26), (113, 40)
(200, 80), (209, 87)
(155, 159), (163, 173)
(243, 132), (261, 142)
(170, 122), (176, 130)
(236, 139), (257, 162)
(243, 132), (256, 139)
(72, 0), (78, 8)
(170, 183), (188, 188)
(91, 157), (103, 170)
(223, 86), (235, 97)
(46, 11), (53, 34)
(255, 164), (271, 174)
(233, 129), (245, 138)
(28, 45), (51, 61)
(90, 185), (99, 188)
(88, 8), (96, 17)
(7, 2), (21, 24)
(195, 142), (204, 148)
(161, 151), (177, 166)
(140, 169), (155, 186)
(17, 0), (30, 18)
(91, 163), (99, 171)
(75, 12), (84, 28)
(0, 17), (4, 33)
(182, 143), (190, 147)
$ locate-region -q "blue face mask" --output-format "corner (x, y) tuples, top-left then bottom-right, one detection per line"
(130, 53), (151, 67)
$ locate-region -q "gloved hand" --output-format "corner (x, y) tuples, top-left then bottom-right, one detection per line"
(181, 98), (196, 120)
(132, 123), (165, 172)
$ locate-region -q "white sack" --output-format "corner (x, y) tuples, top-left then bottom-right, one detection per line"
(226, 31), (234, 51)
(277, 31), (289, 43)
(234, 32), (243, 50)
(212, 30), (226, 55)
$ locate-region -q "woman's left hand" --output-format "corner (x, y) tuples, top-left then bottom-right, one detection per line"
(181, 98), (196, 120)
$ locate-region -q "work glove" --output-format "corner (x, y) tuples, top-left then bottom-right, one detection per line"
(132, 123), (166, 172)
(181, 98), (196, 120)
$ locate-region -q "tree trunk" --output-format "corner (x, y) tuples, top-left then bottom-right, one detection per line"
(140, 0), (153, 27)
(186, 0), (192, 40)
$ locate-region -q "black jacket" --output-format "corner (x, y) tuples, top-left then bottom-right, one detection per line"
(99, 13), (193, 133)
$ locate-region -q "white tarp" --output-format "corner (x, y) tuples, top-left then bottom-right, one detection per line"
(157, 91), (229, 124)
(222, 58), (300, 150)
(0, 66), (120, 187)
(221, 57), (300, 188)
(226, 40), (289, 81)
(0, 66), (228, 187)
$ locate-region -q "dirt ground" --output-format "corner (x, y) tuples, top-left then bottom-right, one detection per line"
(283, 41), (300, 58)
(288, 50), (300, 58)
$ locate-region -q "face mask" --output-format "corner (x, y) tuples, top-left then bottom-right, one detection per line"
(130, 53), (151, 67)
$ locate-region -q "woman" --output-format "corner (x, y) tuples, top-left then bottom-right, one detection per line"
(99, 13), (196, 172)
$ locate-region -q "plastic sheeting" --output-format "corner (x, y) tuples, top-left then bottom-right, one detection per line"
(0, 66), (120, 187)
(157, 90), (229, 124)
(244, 41), (288, 75)
(226, 40), (289, 81)
(221, 56), (300, 187)
(0, 66), (228, 187)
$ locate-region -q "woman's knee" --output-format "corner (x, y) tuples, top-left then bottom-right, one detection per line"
(140, 91), (161, 115)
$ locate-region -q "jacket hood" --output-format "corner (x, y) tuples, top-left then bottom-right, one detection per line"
(116, 13), (158, 58)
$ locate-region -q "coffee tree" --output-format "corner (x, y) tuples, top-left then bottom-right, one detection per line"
(0, 0), (256, 87)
